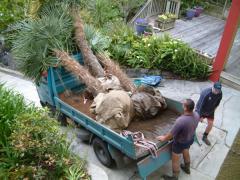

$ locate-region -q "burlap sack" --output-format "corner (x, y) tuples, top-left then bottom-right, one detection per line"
(90, 90), (134, 131)
(98, 74), (122, 92)
(131, 86), (167, 119)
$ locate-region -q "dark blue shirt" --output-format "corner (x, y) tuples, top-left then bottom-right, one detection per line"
(196, 88), (222, 117)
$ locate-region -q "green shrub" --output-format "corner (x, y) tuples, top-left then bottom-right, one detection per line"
(0, 84), (33, 147)
(84, 24), (111, 53)
(157, 38), (211, 79)
(0, 0), (25, 31)
(105, 21), (138, 63)
(0, 84), (89, 179)
(109, 34), (211, 80)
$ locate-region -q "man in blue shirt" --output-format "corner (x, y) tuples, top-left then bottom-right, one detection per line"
(157, 99), (200, 180)
(196, 82), (222, 145)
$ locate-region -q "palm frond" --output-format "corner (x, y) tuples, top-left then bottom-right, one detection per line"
(9, 6), (74, 83)
(84, 24), (111, 53)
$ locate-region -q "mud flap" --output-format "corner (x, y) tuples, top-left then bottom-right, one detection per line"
(137, 141), (172, 180)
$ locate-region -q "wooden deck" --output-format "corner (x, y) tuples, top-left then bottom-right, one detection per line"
(149, 14), (240, 78)
(224, 28), (240, 78)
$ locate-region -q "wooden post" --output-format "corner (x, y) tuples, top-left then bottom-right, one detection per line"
(165, 0), (170, 13)
(209, 0), (240, 82)
(175, 0), (181, 17)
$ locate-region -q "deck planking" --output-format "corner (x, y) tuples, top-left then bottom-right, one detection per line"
(149, 14), (240, 78)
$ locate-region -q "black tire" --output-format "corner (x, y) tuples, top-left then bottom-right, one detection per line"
(77, 127), (91, 142)
(56, 112), (68, 126)
(40, 101), (46, 107)
(92, 138), (115, 168)
(45, 104), (68, 126)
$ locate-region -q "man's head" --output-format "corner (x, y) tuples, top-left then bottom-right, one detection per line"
(183, 99), (195, 113)
(212, 82), (222, 94)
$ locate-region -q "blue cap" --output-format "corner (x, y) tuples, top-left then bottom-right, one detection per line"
(214, 82), (222, 90)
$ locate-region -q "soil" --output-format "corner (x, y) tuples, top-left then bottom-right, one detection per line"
(59, 92), (96, 120)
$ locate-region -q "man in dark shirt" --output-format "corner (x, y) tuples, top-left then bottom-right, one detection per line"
(157, 99), (200, 180)
(196, 82), (222, 146)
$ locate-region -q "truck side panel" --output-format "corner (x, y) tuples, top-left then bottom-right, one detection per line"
(54, 97), (136, 159)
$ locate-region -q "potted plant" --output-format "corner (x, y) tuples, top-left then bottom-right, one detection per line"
(186, 9), (195, 20)
(194, 6), (204, 17)
(135, 18), (148, 35)
(155, 13), (177, 31)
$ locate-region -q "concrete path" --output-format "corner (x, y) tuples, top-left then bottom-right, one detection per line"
(1, 70), (240, 180)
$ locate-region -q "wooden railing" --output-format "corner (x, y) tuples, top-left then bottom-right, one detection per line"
(128, 0), (181, 26)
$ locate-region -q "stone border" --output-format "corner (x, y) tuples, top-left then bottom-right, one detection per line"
(123, 68), (183, 79)
(0, 66), (24, 79)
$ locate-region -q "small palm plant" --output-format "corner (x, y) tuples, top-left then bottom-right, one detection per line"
(10, 3), (76, 83)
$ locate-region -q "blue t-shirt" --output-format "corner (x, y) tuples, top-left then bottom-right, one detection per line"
(171, 112), (200, 143)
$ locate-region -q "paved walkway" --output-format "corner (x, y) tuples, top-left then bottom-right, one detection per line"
(1, 70), (240, 180)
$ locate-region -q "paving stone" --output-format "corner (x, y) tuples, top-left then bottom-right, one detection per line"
(197, 144), (229, 178)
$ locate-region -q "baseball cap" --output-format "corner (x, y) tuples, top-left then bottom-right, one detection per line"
(213, 82), (222, 90)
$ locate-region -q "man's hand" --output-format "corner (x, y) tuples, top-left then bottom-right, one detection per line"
(156, 135), (166, 141)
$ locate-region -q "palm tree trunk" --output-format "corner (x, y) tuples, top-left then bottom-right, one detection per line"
(73, 13), (104, 77)
(96, 53), (136, 93)
(54, 50), (102, 96)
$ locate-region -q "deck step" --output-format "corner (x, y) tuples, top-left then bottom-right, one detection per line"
(220, 71), (240, 91)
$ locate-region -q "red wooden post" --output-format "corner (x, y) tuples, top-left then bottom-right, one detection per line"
(209, 0), (240, 82)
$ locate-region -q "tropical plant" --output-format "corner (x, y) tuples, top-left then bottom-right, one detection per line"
(84, 24), (111, 53)
(27, 0), (81, 18)
(111, 34), (211, 79)
(105, 21), (138, 64)
(82, 0), (121, 28)
(156, 38), (211, 79)
(9, 3), (75, 83)
(73, 13), (104, 77)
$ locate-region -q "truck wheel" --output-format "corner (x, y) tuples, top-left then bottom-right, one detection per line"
(56, 112), (68, 126)
(77, 127), (91, 142)
(46, 104), (68, 126)
(40, 101), (46, 107)
(92, 138), (115, 168)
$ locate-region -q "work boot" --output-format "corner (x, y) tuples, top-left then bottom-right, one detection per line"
(162, 175), (178, 180)
(202, 135), (211, 146)
(162, 171), (179, 180)
(181, 163), (190, 174)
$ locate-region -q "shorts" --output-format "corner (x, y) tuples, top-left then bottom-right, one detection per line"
(172, 139), (194, 154)
(201, 112), (214, 120)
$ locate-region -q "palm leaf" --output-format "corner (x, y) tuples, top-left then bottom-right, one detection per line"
(9, 4), (75, 83)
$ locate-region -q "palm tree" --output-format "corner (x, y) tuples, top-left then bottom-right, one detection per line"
(54, 50), (102, 96)
(73, 12), (104, 77)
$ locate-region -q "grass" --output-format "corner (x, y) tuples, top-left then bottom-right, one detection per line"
(217, 130), (240, 180)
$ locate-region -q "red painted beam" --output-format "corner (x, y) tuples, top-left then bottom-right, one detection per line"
(209, 0), (240, 82)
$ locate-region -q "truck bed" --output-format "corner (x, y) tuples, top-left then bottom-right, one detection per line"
(59, 92), (179, 158)
(127, 109), (178, 157)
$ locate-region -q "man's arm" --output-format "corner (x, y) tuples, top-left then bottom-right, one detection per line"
(215, 93), (222, 108)
(157, 117), (182, 142)
(197, 89), (210, 115)
(156, 133), (173, 142)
